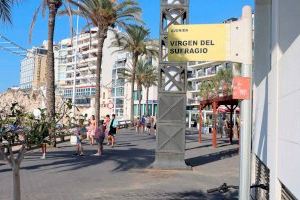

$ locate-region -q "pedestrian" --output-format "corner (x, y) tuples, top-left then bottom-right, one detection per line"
(222, 117), (227, 138)
(141, 115), (146, 133)
(73, 119), (85, 156)
(135, 117), (141, 134)
(145, 116), (151, 134)
(150, 116), (155, 135)
(88, 115), (96, 145)
(108, 114), (118, 148)
(104, 115), (111, 145)
(40, 128), (49, 160)
(93, 121), (105, 156)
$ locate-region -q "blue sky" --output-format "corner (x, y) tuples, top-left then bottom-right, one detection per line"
(0, 0), (254, 92)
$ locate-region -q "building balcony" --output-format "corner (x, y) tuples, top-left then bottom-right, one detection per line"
(188, 74), (216, 82)
(187, 98), (201, 105)
(188, 61), (222, 70)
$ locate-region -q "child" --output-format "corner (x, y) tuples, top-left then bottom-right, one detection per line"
(73, 119), (85, 156)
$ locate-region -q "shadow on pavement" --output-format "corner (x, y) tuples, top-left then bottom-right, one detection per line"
(93, 189), (238, 200)
(185, 148), (239, 167)
(0, 147), (155, 174)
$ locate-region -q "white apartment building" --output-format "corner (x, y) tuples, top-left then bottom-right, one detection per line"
(55, 29), (158, 120)
(111, 52), (158, 119)
(56, 28), (117, 115)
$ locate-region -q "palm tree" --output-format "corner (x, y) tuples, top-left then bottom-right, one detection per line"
(0, 0), (18, 23)
(213, 68), (232, 96)
(67, 0), (141, 125)
(199, 80), (214, 100)
(120, 59), (152, 118)
(30, 0), (67, 146)
(142, 63), (157, 116)
(111, 25), (158, 122)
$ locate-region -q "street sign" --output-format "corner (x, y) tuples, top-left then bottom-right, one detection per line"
(232, 76), (251, 100)
(168, 24), (227, 62)
(168, 17), (250, 64)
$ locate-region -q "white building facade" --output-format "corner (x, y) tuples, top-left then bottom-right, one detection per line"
(55, 29), (158, 120)
(111, 52), (158, 120)
(252, 0), (300, 199)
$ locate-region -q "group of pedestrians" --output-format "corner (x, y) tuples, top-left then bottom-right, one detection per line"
(135, 115), (156, 135)
(72, 114), (118, 157)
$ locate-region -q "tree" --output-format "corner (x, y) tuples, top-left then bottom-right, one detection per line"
(119, 59), (153, 118)
(111, 25), (158, 122)
(199, 80), (214, 100)
(213, 68), (233, 96)
(67, 0), (142, 125)
(0, 0), (18, 23)
(0, 101), (75, 200)
(142, 63), (157, 116)
(30, 0), (66, 145)
(199, 68), (233, 100)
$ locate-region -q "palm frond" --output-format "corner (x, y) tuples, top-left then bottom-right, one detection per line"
(29, 3), (42, 43)
(0, 0), (16, 24)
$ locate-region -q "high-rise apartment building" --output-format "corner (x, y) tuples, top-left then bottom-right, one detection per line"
(111, 52), (159, 119)
(20, 47), (47, 90)
(56, 28), (116, 111)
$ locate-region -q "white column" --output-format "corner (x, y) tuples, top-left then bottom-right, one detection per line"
(239, 6), (253, 200)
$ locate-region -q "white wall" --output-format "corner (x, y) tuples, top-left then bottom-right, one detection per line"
(253, 0), (300, 198)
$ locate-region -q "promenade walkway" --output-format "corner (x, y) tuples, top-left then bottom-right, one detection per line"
(0, 128), (239, 200)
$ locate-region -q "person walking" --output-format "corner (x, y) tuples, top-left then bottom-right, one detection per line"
(141, 115), (146, 133)
(108, 114), (118, 148)
(146, 116), (151, 134)
(135, 117), (141, 134)
(73, 119), (85, 156)
(93, 121), (105, 156)
(150, 116), (155, 135)
(89, 115), (96, 145)
(104, 115), (111, 145)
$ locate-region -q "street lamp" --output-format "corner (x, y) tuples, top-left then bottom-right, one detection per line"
(71, 2), (80, 119)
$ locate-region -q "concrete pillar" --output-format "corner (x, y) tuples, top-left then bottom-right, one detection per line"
(153, 0), (190, 170)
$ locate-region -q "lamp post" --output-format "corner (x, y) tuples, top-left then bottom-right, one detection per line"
(71, 2), (80, 119)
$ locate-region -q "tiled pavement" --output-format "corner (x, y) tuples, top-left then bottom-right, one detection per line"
(0, 128), (240, 200)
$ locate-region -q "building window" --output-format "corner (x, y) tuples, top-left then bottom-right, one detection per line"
(133, 90), (141, 101)
(134, 105), (138, 116)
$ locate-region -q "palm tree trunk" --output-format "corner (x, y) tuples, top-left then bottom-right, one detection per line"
(95, 27), (107, 126)
(138, 84), (142, 118)
(46, 2), (59, 146)
(146, 87), (149, 116)
(130, 54), (138, 122)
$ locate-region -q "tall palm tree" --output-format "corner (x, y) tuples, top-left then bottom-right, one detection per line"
(142, 63), (157, 116)
(199, 80), (214, 100)
(120, 59), (151, 118)
(0, 0), (18, 23)
(111, 25), (158, 122)
(67, 0), (141, 125)
(30, 0), (66, 145)
(213, 68), (232, 96)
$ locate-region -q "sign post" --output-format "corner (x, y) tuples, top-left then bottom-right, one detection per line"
(238, 6), (253, 200)
(167, 5), (253, 199)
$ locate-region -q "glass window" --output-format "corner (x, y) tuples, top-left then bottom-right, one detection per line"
(153, 104), (158, 117)
(134, 105), (138, 116)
